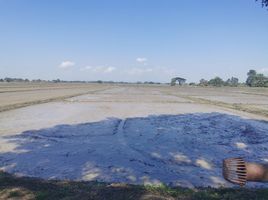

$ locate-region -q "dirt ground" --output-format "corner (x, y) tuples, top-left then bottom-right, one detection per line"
(0, 83), (109, 112)
(0, 83), (268, 189)
(0, 84), (267, 135)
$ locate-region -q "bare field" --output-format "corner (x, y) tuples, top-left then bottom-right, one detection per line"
(3, 84), (267, 135)
(1, 83), (268, 115)
(0, 83), (268, 188)
(0, 83), (110, 112)
(166, 86), (268, 117)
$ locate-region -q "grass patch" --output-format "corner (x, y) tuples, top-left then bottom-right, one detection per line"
(8, 190), (22, 198)
(0, 171), (268, 200)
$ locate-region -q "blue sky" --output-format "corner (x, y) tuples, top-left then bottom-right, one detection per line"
(0, 0), (267, 83)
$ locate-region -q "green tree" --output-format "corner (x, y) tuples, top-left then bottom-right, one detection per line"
(254, 74), (268, 87)
(246, 69), (268, 87)
(189, 82), (196, 86)
(226, 77), (239, 87)
(4, 77), (12, 82)
(208, 77), (225, 87)
(199, 79), (208, 86)
(246, 70), (257, 86)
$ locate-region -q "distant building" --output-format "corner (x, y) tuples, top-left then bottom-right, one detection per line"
(170, 77), (186, 86)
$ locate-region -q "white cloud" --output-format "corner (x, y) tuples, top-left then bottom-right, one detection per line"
(104, 66), (116, 73)
(80, 66), (93, 71)
(80, 66), (116, 73)
(136, 57), (147, 63)
(59, 61), (75, 69)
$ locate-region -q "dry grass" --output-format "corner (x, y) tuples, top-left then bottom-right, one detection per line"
(164, 86), (268, 118)
(182, 95), (268, 118)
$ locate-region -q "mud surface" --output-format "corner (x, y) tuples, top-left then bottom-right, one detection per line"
(1, 113), (268, 188)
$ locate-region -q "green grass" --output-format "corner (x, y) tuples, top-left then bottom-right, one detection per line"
(0, 171), (268, 200)
(7, 190), (22, 198)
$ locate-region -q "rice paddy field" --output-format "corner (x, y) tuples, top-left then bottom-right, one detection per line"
(0, 83), (268, 199)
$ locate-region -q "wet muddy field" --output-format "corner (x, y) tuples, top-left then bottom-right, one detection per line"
(0, 84), (268, 188)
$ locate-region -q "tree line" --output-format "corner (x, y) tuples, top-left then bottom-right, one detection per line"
(194, 70), (268, 87)
(1, 70), (267, 87)
(0, 78), (162, 85)
(197, 77), (239, 87)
